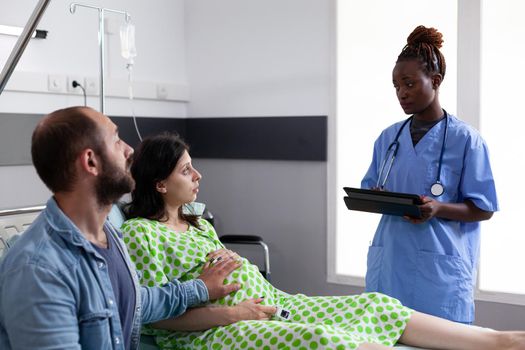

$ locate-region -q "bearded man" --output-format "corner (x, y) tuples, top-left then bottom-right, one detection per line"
(0, 107), (240, 349)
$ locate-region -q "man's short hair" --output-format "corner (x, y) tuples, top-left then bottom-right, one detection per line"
(31, 106), (105, 193)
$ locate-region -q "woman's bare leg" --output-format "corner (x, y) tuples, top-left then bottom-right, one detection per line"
(357, 343), (392, 350)
(398, 311), (525, 350)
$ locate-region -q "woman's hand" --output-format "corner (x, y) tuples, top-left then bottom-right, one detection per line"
(151, 298), (277, 331)
(207, 248), (241, 265)
(405, 196), (440, 224)
(230, 298), (277, 322)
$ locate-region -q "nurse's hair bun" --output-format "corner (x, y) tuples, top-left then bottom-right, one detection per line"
(407, 25), (443, 49)
(397, 25), (446, 78)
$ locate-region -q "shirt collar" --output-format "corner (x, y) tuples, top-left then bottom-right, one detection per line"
(44, 197), (101, 252)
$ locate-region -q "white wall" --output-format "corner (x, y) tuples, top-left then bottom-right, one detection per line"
(185, 0), (362, 297)
(185, 0), (331, 117)
(0, 0), (189, 114)
(0, 0), (188, 209)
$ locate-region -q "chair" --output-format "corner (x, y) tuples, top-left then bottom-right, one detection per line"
(203, 209), (271, 282)
(219, 234), (271, 281)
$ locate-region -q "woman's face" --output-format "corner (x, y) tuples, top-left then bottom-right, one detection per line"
(157, 150), (202, 206)
(392, 59), (438, 116)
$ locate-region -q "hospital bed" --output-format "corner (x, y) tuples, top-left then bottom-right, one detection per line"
(0, 205), (45, 259)
(1, 204), (429, 350)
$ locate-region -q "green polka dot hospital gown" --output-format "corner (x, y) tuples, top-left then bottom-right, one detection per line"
(122, 218), (413, 349)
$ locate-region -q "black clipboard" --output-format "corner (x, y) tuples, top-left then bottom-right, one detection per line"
(343, 187), (423, 218)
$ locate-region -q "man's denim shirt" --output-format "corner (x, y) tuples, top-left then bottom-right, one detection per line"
(0, 197), (208, 349)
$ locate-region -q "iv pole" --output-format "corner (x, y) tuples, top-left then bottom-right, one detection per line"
(69, 3), (131, 114)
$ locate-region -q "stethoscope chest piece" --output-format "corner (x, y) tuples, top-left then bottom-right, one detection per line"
(430, 182), (444, 197)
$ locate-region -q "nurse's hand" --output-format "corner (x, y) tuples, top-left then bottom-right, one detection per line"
(405, 196), (439, 224)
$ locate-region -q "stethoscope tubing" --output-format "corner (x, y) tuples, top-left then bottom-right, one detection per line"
(435, 115), (449, 184)
(377, 141), (399, 190)
(376, 111), (449, 195)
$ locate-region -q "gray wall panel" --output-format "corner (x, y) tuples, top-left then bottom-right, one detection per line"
(0, 113), (42, 166)
(193, 158), (360, 296)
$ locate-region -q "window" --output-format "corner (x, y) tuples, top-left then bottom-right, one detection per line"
(477, 0), (525, 304)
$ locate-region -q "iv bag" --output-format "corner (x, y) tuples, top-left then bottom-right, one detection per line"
(120, 22), (137, 61)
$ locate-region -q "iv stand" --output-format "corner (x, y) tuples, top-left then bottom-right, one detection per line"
(69, 3), (131, 114)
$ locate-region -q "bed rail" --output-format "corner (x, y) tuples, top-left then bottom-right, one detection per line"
(0, 205), (46, 217)
(0, 205), (45, 256)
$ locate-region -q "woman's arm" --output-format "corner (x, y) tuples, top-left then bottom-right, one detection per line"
(150, 298), (276, 331)
(433, 200), (493, 222)
(408, 198), (493, 224)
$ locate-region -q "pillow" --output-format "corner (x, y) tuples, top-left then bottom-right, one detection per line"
(108, 204), (127, 230)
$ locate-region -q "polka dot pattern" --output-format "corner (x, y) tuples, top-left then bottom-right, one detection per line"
(122, 218), (413, 349)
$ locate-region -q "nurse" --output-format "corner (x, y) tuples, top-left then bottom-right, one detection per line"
(361, 25), (498, 324)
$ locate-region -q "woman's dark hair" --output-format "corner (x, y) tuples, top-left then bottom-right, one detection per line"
(397, 25), (446, 79)
(125, 132), (201, 229)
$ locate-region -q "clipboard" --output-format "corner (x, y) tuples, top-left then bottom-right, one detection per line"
(343, 187), (423, 218)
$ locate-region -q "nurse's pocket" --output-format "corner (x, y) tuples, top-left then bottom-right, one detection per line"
(413, 251), (472, 317)
(365, 246), (383, 291)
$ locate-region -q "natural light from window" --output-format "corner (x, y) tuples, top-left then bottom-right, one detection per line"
(334, 0), (457, 283)
(478, 0), (525, 297)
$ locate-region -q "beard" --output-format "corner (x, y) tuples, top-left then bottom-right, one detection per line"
(95, 152), (135, 206)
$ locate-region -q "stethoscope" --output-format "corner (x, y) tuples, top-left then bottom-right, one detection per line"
(376, 111), (449, 197)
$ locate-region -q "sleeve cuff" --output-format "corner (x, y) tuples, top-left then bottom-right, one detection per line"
(469, 197), (498, 213)
(180, 279), (209, 306)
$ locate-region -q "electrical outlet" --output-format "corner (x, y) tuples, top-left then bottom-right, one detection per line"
(84, 77), (99, 95)
(157, 84), (168, 99)
(48, 74), (65, 92)
(67, 76), (84, 93)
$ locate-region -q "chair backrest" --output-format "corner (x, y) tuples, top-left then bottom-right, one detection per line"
(204, 207), (271, 280)
(0, 205), (45, 259)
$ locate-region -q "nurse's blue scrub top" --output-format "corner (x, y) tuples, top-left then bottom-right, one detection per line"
(361, 114), (498, 323)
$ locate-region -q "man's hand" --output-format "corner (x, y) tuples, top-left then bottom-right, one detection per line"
(198, 256), (242, 300)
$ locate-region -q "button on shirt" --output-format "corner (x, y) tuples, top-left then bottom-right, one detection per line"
(92, 231), (136, 350)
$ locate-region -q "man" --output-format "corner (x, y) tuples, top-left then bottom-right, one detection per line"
(0, 106), (241, 349)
